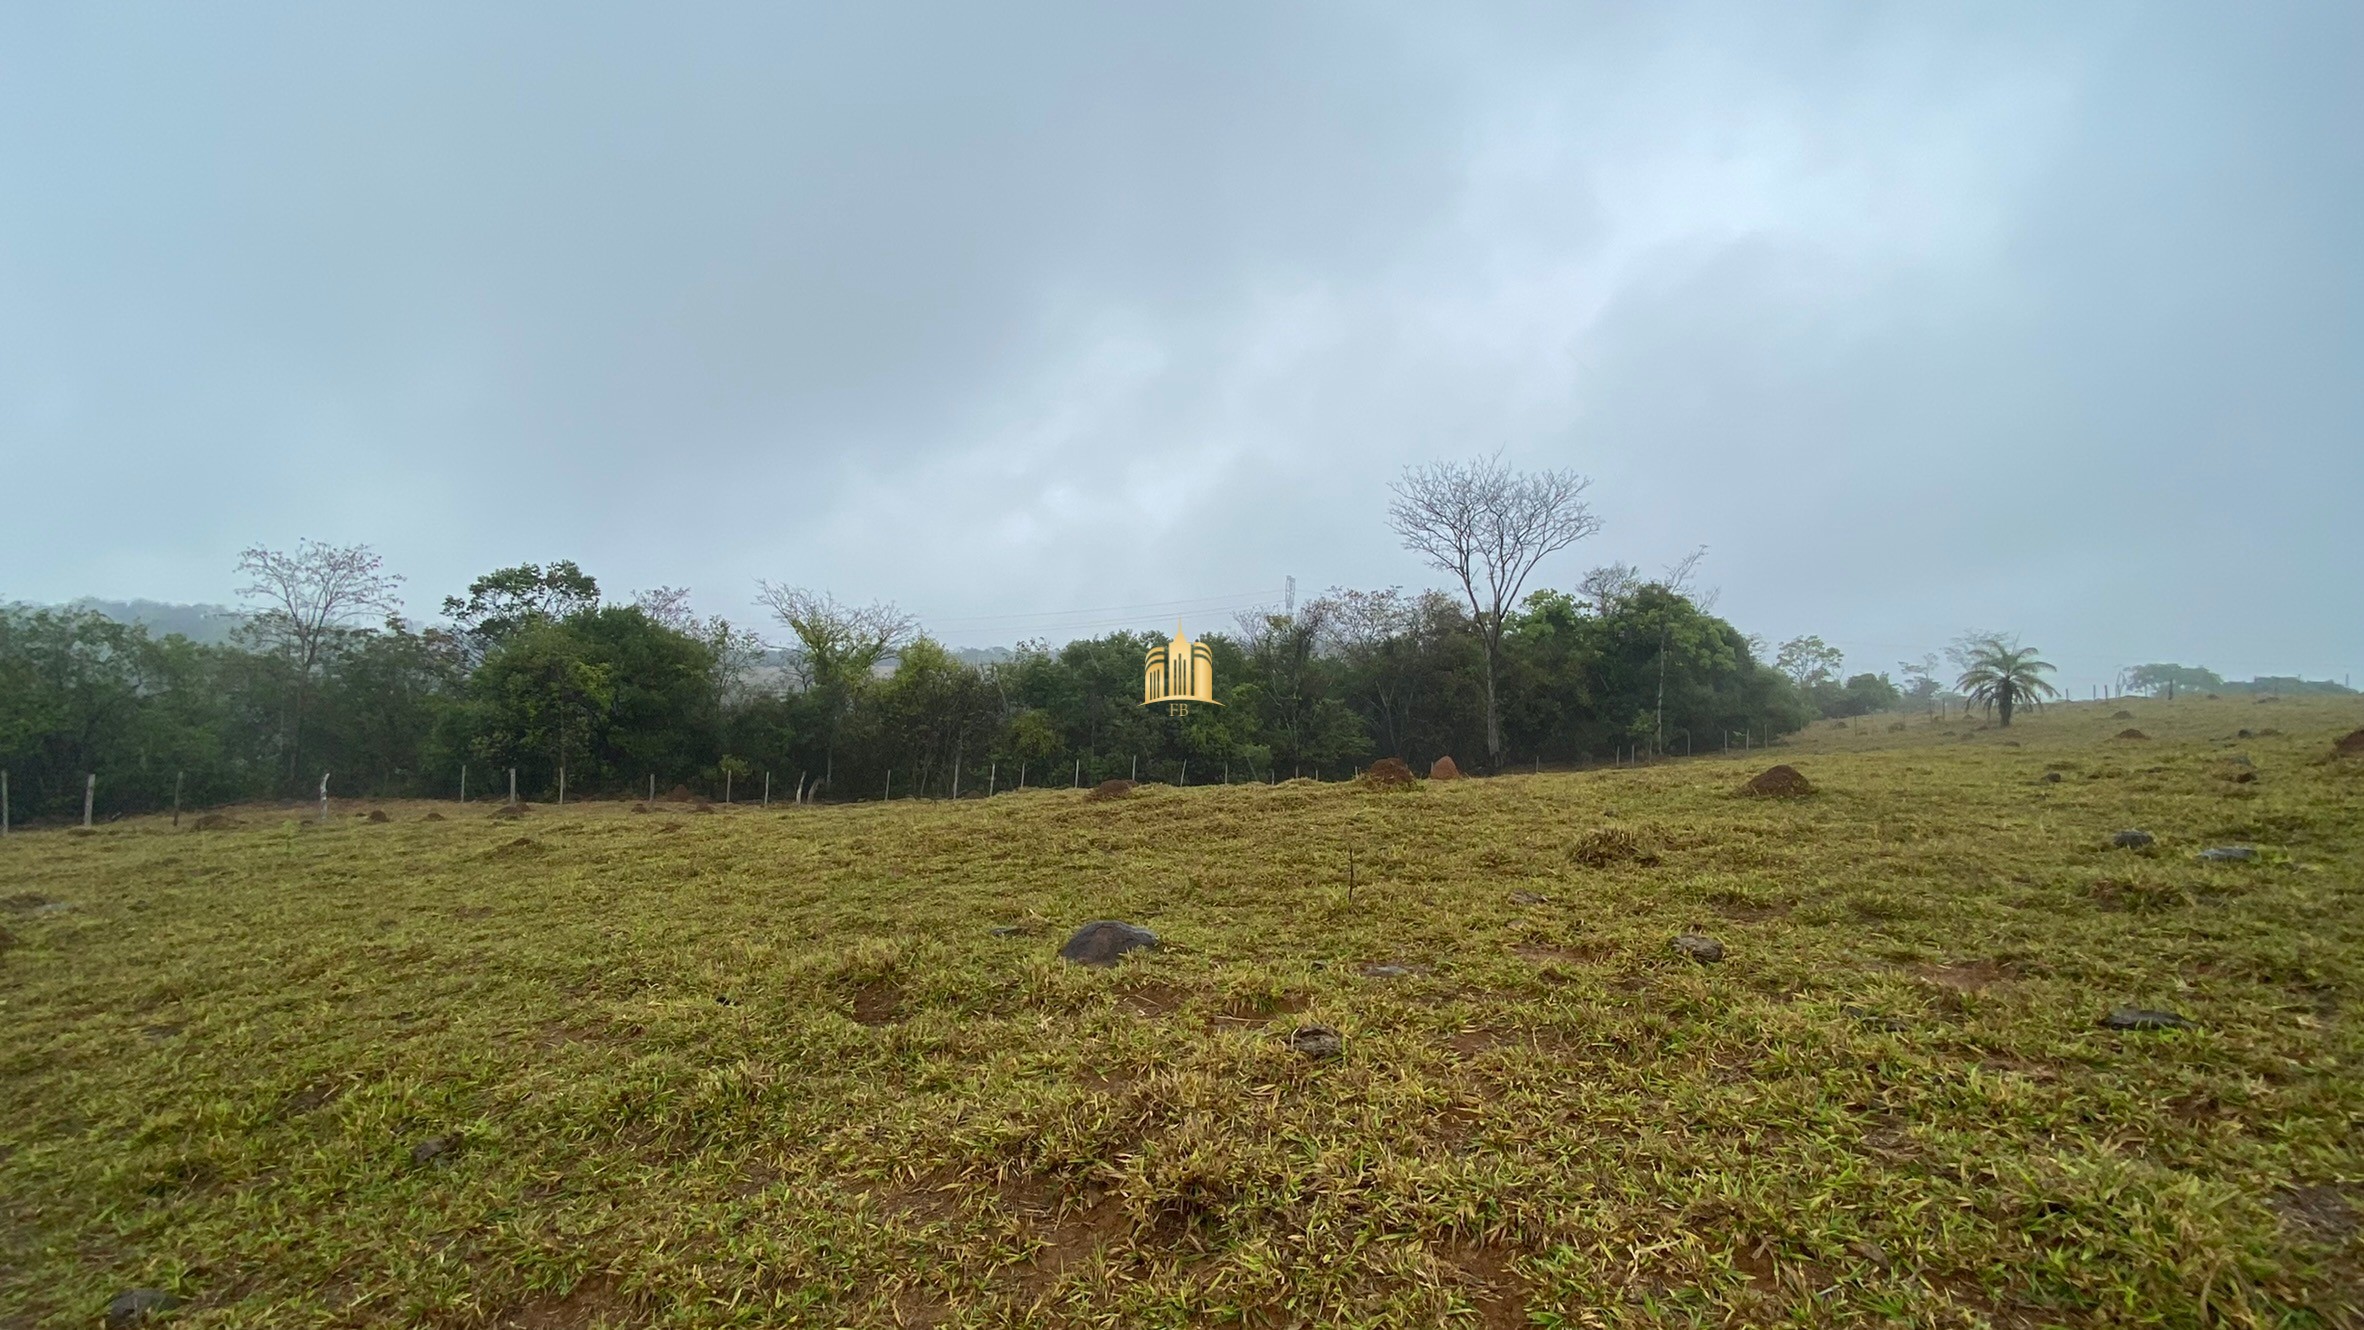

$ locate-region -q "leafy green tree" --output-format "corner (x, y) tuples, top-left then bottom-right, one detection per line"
(1812, 672), (1902, 718)
(1953, 635), (2060, 727)
(442, 561), (600, 657)
(1774, 635), (1844, 691)
(755, 585), (912, 791)
(2123, 663), (2224, 698)
(313, 621), (462, 796)
(463, 619), (615, 796)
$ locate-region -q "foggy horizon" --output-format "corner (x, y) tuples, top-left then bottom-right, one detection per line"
(5, 4), (2358, 693)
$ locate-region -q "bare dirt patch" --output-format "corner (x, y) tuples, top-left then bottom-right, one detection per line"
(2275, 1184), (2357, 1243)
(1512, 942), (1607, 977)
(1211, 992), (1307, 1027)
(1006, 1187), (1129, 1301)
(1439, 1241), (1532, 1330)
(2334, 729), (2364, 758)
(1085, 779), (1135, 802)
(1914, 960), (2015, 992)
(853, 979), (903, 1027)
(498, 1272), (644, 1329)
(1119, 982), (1190, 1018)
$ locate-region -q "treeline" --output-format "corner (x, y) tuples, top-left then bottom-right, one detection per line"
(0, 549), (1823, 822)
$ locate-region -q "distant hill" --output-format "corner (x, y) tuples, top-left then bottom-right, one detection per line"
(2217, 675), (2354, 696)
(53, 599), (248, 645)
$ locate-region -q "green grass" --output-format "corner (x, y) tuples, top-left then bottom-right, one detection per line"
(4, 696), (2361, 1328)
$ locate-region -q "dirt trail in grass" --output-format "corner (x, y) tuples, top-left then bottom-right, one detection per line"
(4, 697), (2362, 1327)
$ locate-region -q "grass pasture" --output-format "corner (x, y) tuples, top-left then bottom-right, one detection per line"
(4, 696), (2362, 1328)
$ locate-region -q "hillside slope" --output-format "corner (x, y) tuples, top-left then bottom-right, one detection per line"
(3, 697), (2360, 1327)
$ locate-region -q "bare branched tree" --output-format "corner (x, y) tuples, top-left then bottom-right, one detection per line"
(1576, 562), (1642, 616)
(236, 540), (405, 790)
(1388, 454), (1599, 769)
(754, 583), (916, 788)
(631, 585), (699, 634)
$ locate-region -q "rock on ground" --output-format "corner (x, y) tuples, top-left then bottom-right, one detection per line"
(1059, 920), (1158, 967)
(105, 1289), (178, 1328)
(2112, 830), (2155, 849)
(1287, 1024), (1343, 1059)
(1672, 932), (1725, 963)
(2197, 846), (2257, 863)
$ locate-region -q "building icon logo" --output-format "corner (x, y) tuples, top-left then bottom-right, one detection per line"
(1143, 622), (1220, 715)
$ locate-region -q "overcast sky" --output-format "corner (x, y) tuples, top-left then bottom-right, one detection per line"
(3, 3), (2357, 691)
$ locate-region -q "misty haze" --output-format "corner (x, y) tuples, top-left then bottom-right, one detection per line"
(4, 6), (2360, 1329)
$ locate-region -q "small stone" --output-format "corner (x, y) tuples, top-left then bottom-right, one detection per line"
(365, 809), (390, 823)
(2236, 728), (2254, 739)
(2040, 771), (2063, 784)
(1509, 889), (1550, 905)
(1058, 920), (1158, 967)
(105, 1289), (178, 1328)
(1286, 1024), (1343, 1059)
(1672, 932), (1724, 964)
(2197, 846), (2256, 863)
(410, 1135), (454, 1165)
(2101, 1006), (2196, 1031)
(2111, 830), (2155, 849)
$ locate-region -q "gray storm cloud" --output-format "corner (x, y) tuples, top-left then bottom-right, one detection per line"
(1, 2), (2356, 689)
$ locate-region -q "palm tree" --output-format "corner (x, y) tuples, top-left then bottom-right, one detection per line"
(1954, 637), (2060, 727)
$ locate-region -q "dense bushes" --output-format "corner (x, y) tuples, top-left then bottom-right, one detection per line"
(0, 564), (1818, 820)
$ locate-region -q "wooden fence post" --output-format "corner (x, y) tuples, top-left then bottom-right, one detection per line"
(2, 768), (10, 837)
(173, 771), (183, 827)
(764, 771), (771, 807)
(85, 773), (97, 828)
(509, 768), (517, 805)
